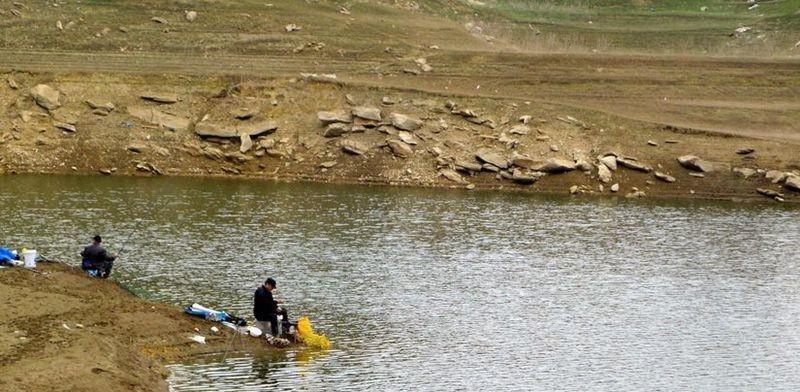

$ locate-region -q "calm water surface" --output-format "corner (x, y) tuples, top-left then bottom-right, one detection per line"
(2, 174), (800, 391)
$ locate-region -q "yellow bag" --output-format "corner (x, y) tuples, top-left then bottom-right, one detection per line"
(296, 316), (331, 350)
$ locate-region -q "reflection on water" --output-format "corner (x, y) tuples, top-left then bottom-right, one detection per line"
(2, 174), (800, 391)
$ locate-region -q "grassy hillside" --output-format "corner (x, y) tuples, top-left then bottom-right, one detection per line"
(420, 0), (800, 55)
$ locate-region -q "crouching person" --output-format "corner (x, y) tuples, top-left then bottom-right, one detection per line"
(253, 277), (291, 336)
(81, 235), (117, 278)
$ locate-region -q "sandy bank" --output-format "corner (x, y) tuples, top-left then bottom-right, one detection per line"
(0, 263), (265, 392)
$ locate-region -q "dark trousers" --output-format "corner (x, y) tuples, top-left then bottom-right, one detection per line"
(261, 308), (290, 336)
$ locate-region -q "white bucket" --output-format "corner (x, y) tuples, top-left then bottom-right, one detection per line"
(22, 250), (37, 268)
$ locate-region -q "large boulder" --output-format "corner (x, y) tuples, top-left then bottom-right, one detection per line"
(475, 149), (508, 169)
(677, 155), (714, 173)
(352, 106), (381, 121)
(30, 84), (61, 110)
(532, 158), (576, 173)
(317, 110), (352, 124)
(389, 113), (423, 131)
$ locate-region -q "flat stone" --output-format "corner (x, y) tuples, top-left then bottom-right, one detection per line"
(475, 149), (508, 169)
(511, 156), (537, 169)
(151, 17), (168, 24)
(99, 168), (112, 175)
(689, 172), (705, 178)
(654, 171), (676, 183)
(533, 158), (576, 173)
(387, 139), (413, 158)
(617, 157), (652, 173)
(757, 188), (784, 198)
(511, 169), (540, 185)
(397, 131), (418, 145)
(389, 113), (423, 131)
(352, 106), (381, 121)
(439, 169), (466, 184)
(341, 139), (369, 155)
(455, 160), (483, 173)
(85, 99), (115, 112)
(677, 155), (714, 173)
(53, 121), (76, 133)
(733, 167), (757, 178)
(647, 140), (658, 146)
(509, 125), (529, 135)
(30, 84), (61, 110)
(317, 110), (352, 124)
(127, 144), (147, 153)
(140, 92), (179, 104)
(195, 120), (277, 138)
(232, 108), (258, 120)
(319, 161), (337, 168)
(736, 148), (755, 155)
(128, 106), (191, 132)
(323, 123), (349, 138)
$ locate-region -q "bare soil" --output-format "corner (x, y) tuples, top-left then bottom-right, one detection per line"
(0, 263), (268, 392)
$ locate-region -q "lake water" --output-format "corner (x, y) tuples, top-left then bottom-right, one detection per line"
(2, 174), (800, 391)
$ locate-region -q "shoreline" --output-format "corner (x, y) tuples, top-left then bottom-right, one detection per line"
(0, 263), (268, 392)
(3, 168), (798, 206)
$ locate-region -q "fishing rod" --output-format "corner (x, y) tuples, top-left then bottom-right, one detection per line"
(117, 218), (145, 256)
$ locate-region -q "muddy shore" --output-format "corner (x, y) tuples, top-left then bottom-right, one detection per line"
(0, 263), (267, 392)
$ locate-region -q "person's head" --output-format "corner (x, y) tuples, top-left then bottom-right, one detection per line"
(264, 277), (277, 291)
(93, 235), (102, 245)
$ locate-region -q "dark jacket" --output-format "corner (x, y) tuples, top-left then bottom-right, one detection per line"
(253, 286), (278, 321)
(81, 243), (116, 268)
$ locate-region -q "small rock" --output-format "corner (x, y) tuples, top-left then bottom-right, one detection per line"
(319, 161), (337, 169)
(549, 144), (559, 152)
(785, 175), (800, 192)
(511, 169), (540, 185)
(285, 23), (302, 32)
(387, 139), (413, 158)
(389, 113), (423, 131)
(533, 158), (576, 173)
(736, 148), (755, 155)
(598, 164), (612, 183)
(733, 167), (757, 178)
(610, 183), (620, 192)
(140, 92), (178, 104)
(397, 131), (418, 145)
(647, 140), (658, 146)
(616, 158), (652, 173)
(654, 171), (676, 183)
(689, 172), (705, 178)
(757, 188), (784, 198)
(99, 168), (112, 175)
(765, 170), (787, 184)
(30, 84), (61, 110)
(317, 110), (353, 124)
(127, 144), (147, 153)
(475, 149), (509, 169)
(53, 122), (76, 133)
(341, 139), (369, 155)
(323, 123), (349, 138)
(232, 108), (257, 120)
(185, 10), (198, 22)
(509, 125), (529, 135)
(381, 97), (396, 105)
(599, 155), (617, 171)
(519, 115), (532, 124)
(569, 185), (579, 195)
(439, 169), (466, 184)
(85, 100), (115, 112)
(239, 134), (253, 153)
(677, 155), (714, 173)
(151, 17), (168, 24)
(7, 77), (19, 90)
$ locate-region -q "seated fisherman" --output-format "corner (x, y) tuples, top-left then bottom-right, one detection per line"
(253, 277), (291, 336)
(81, 235), (117, 278)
